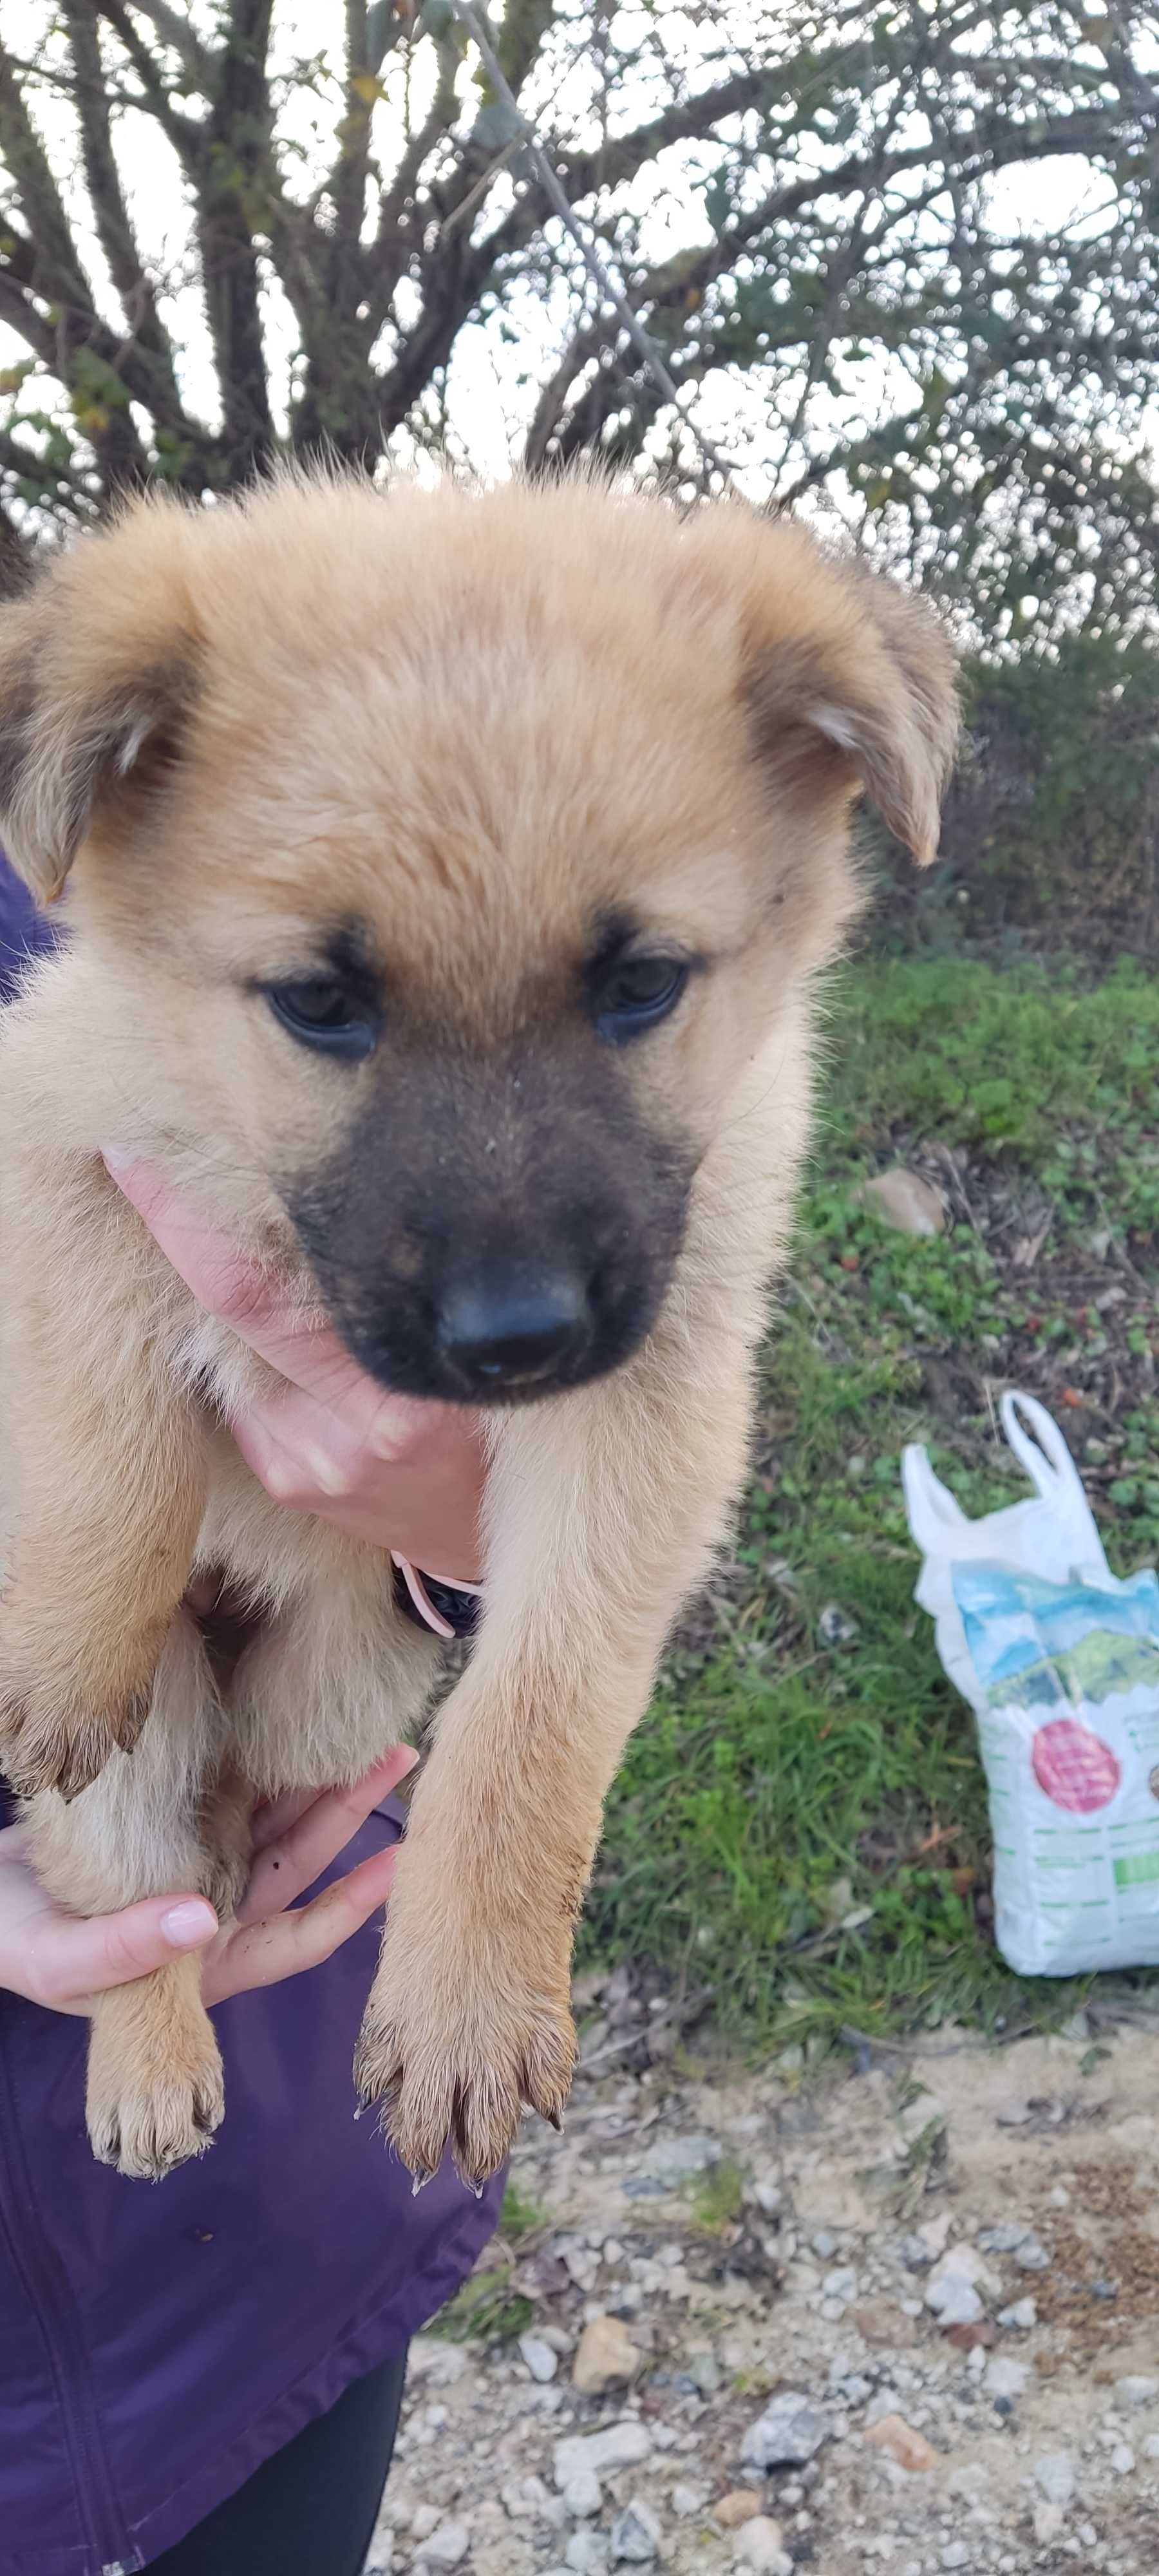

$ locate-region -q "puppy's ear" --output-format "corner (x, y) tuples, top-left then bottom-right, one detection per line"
(728, 522), (959, 866)
(0, 502), (198, 904)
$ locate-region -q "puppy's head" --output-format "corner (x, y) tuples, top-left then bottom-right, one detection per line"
(0, 477), (957, 1403)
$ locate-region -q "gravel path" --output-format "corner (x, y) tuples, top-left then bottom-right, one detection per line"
(369, 1985), (1159, 2576)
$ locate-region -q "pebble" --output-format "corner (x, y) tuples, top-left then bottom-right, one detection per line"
(567, 2536), (610, 2575)
(641, 2135), (722, 2185)
(411, 2506), (440, 2541)
(863, 2416), (938, 2473)
(1015, 2233), (1050, 2272)
(1143, 2434), (1159, 2463)
(732, 2517), (792, 2573)
(996, 2299), (1037, 2331)
(984, 2357), (1029, 2401)
(572, 2314), (642, 2394)
(563, 2469), (603, 2520)
(1034, 2454), (1077, 2506)
(609, 2499), (661, 2564)
(740, 2391), (830, 2468)
(554, 2423), (654, 2488)
(415, 2522), (470, 2569)
(924, 2275), (983, 2328)
(714, 2490), (763, 2527)
(1111, 2443), (1135, 2474)
(1113, 2374), (1158, 2407)
(1033, 2503), (1065, 2545)
(520, 2333), (560, 2384)
(940, 2548), (970, 2571)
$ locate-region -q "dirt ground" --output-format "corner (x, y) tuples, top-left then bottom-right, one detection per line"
(372, 1995), (1159, 2576)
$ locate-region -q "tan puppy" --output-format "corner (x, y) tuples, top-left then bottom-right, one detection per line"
(0, 475), (956, 2184)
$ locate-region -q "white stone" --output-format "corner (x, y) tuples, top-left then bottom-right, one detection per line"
(740, 2392), (829, 2469)
(520, 2333), (560, 2383)
(411, 2506), (440, 2541)
(415, 2523), (471, 2570)
(732, 2518), (792, 2574)
(1114, 2375), (1158, 2407)
(609, 2499), (661, 2564)
(924, 2274), (983, 2328)
(567, 2535), (610, 2575)
(1033, 2454), (1077, 2507)
(984, 2357), (1030, 2401)
(563, 2469), (603, 2520)
(671, 2483), (706, 2517)
(997, 2299), (1037, 2331)
(642, 2134), (722, 2184)
(1033, 2503), (1065, 2546)
(554, 2422), (654, 2490)
(1111, 2442), (1135, 2474)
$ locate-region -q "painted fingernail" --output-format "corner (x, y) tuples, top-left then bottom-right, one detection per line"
(160, 1900), (218, 1948)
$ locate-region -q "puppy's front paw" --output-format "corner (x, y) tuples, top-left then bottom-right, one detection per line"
(355, 1937), (576, 2189)
(86, 1967), (224, 2181)
(0, 1676), (147, 1801)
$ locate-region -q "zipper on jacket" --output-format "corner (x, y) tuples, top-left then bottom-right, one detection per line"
(0, 2013), (142, 2574)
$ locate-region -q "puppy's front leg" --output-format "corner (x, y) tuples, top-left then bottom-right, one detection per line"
(0, 1152), (205, 1797)
(356, 1316), (755, 2185)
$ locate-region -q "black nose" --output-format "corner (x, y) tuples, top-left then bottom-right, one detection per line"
(436, 1265), (592, 1392)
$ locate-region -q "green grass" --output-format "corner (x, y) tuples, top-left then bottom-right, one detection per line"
(585, 955), (1159, 2051)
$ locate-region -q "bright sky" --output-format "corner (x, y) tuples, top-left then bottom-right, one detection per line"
(1, 2), (1152, 513)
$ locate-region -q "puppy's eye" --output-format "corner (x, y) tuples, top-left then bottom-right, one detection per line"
(263, 980), (378, 1062)
(592, 956), (689, 1043)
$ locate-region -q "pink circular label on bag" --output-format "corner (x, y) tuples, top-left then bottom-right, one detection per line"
(1032, 1718), (1121, 1814)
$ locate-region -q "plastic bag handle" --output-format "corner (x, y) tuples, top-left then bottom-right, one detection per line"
(999, 1389), (1086, 1508)
(901, 1443), (967, 1538)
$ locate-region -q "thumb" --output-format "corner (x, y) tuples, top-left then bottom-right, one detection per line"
(32, 1893), (219, 2009)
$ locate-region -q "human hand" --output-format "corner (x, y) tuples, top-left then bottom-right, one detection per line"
(102, 1154), (485, 1578)
(0, 1745), (416, 2014)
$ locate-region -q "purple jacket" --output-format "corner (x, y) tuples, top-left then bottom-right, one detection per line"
(0, 860), (501, 2573)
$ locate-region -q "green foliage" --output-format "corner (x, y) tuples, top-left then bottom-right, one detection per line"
(585, 957), (1159, 2049)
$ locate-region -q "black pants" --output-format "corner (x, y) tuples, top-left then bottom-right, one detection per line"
(146, 2353), (406, 2576)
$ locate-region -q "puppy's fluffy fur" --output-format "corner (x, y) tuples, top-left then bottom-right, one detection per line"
(0, 475), (957, 2183)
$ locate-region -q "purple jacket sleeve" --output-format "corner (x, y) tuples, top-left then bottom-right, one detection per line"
(0, 851), (56, 996)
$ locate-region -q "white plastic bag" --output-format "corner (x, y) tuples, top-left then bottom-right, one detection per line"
(903, 1390), (1159, 1977)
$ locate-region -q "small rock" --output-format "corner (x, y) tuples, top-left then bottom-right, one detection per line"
(940, 2548), (970, 2572)
(997, 2299), (1037, 2330)
(520, 2333), (560, 2384)
(1142, 2434), (1159, 2462)
(854, 1168), (946, 1237)
(732, 2519), (791, 2574)
(563, 2470), (603, 2520)
(554, 2423), (654, 2489)
(945, 2322), (995, 2352)
(572, 2314), (641, 2395)
(1111, 2442), (1135, 2474)
(976, 2224), (1032, 2255)
(415, 2523), (470, 2570)
(1114, 2374), (1158, 2407)
(567, 2537), (609, 2576)
(818, 1602), (859, 1648)
(898, 2233), (932, 2272)
(925, 2275), (983, 2328)
(609, 2499), (661, 2564)
(853, 2302), (918, 2349)
(811, 2227), (838, 2259)
(714, 2490), (764, 2528)
(642, 2134), (722, 2186)
(1034, 2455), (1077, 2507)
(1033, 2504), (1065, 2546)
(410, 2506), (441, 2541)
(672, 2484), (707, 2517)
(863, 2415), (938, 2472)
(985, 2356), (1029, 2401)
(823, 2267), (858, 2303)
(1014, 2232), (1049, 2272)
(740, 2391), (829, 2469)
